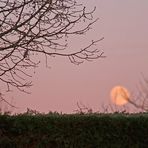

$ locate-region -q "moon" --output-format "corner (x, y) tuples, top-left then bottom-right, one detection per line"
(110, 86), (130, 106)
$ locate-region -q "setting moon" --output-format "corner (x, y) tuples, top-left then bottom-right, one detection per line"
(110, 86), (130, 106)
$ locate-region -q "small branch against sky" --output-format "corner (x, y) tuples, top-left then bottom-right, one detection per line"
(128, 75), (148, 112)
(0, 0), (104, 93)
(0, 92), (17, 109)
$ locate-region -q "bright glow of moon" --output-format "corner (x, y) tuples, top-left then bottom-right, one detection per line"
(110, 86), (130, 106)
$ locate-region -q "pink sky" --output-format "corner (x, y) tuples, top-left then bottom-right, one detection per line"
(3, 0), (148, 113)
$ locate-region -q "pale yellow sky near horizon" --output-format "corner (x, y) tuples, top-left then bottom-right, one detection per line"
(2, 0), (148, 114)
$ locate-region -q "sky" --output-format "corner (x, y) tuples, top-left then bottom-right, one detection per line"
(2, 0), (148, 113)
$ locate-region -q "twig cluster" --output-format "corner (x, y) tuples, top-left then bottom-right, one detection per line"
(0, 0), (104, 92)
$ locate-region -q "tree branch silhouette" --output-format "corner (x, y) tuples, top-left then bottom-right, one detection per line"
(0, 0), (104, 93)
(128, 75), (148, 112)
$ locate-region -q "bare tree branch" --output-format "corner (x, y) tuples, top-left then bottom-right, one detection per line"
(0, 0), (104, 93)
(128, 75), (148, 112)
(0, 92), (17, 109)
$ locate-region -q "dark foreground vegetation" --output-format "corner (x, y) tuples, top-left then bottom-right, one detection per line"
(0, 111), (148, 148)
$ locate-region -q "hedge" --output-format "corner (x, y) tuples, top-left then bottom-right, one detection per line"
(0, 113), (148, 148)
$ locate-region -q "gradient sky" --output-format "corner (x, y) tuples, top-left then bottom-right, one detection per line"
(4, 0), (148, 113)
